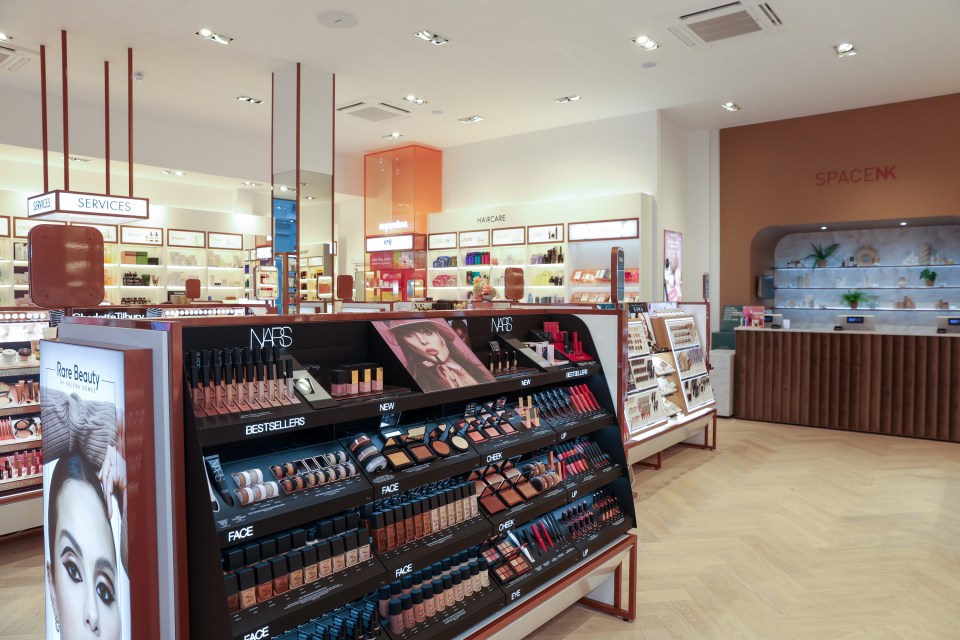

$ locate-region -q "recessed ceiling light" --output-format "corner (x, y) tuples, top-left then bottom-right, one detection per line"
(820, 225), (828, 230)
(721, 102), (741, 112)
(241, 181), (263, 187)
(237, 96), (264, 104)
(305, 196), (316, 200)
(834, 42), (857, 57)
(278, 185), (292, 192)
(554, 95), (582, 103)
(59, 155), (90, 163)
(458, 115), (484, 124)
(316, 10), (359, 29)
(162, 169), (186, 176)
(403, 94), (428, 105)
(632, 35), (659, 51)
(196, 28), (232, 45)
(414, 30), (449, 45)
(0, 33), (13, 42)
(899, 221), (908, 226)
(383, 132), (403, 139)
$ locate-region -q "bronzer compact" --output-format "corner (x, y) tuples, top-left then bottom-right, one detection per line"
(470, 458), (533, 516)
(349, 418), (470, 474)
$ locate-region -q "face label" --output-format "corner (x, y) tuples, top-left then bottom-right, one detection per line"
(395, 563), (414, 577)
(228, 526), (255, 542)
(381, 483), (400, 496)
(244, 627), (270, 640)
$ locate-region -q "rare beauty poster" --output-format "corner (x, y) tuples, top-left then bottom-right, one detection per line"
(41, 342), (130, 640)
(372, 318), (495, 392)
(664, 230), (683, 302)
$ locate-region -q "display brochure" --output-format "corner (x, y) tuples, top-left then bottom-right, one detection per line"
(664, 230), (683, 302)
(372, 318), (496, 392)
(742, 306), (766, 327)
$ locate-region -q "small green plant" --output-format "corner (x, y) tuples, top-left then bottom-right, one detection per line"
(804, 242), (839, 268)
(840, 289), (868, 308)
(920, 268), (938, 285)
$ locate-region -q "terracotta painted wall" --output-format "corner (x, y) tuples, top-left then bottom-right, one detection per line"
(719, 93), (960, 308)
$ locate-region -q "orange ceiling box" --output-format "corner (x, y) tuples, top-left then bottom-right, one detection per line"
(364, 144), (441, 237)
(29, 224), (105, 308)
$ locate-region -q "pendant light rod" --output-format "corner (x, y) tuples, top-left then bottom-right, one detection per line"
(128, 47), (133, 196)
(105, 60), (110, 194)
(40, 44), (48, 192)
(61, 29), (69, 191)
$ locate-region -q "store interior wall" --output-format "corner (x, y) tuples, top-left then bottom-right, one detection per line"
(719, 92), (960, 310)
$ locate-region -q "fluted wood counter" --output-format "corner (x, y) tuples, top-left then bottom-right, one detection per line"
(734, 327), (960, 442)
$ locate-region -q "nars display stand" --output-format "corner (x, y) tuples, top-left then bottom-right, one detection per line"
(60, 307), (639, 640)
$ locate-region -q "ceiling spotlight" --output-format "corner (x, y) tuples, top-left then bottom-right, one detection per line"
(196, 28), (233, 45)
(899, 221), (908, 226)
(820, 225), (828, 230)
(0, 33), (12, 42)
(458, 115), (484, 124)
(834, 42), (857, 57)
(162, 169), (186, 176)
(403, 94), (427, 105)
(241, 181), (262, 187)
(632, 35), (659, 51)
(721, 102), (741, 112)
(237, 96), (264, 104)
(59, 155), (90, 163)
(132, 71), (145, 81)
(414, 30), (449, 45)
(383, 132), (403, 139)
(554, 95), (582, 103)
(278, 185), (292, 192)
(305, 196), (316, 200)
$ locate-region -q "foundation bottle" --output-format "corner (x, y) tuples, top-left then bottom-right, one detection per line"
(330, 536), (346, 573)
(224, 574), (239, 613)
(411, 589), (426, 623)
(345, 534), (359, 568)
(412, 501), (424, 539)
(393, 505), (407, 547)
(287, 552), (304, 590)
(469, 561), (482, 592)
(452, 571), (465, 602)
(401, 594), (415, 630)
(446, 487), (459, 525)
(237, 567), (257, 610)
(437, 492), (449, 530)
(478, 559), (490, 588)
(254, 562), (273, 602)
(422, 583), (437, 618)
(442, 575), (455, 608)
(432, 579), (446, 612)
(430, 494), (442, 532)
(460, 567), (474, 597)
(401, 575), (413, 596)
(420, 496), (433, 536)
(358, 528), (372, 562)
(271, 557), (289, 595)
(377, 586), (392, 619)
(389, 600), (404, 635)
(317, 542), (333, 578)
(372, 512), (387, 552)
(384, 509), (397, 551)
(302, 547), (319, 583)
(403, 502), (416, 541)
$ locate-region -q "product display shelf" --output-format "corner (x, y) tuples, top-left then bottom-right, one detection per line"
(0, 308), (51, 535)
(164, 309), (635, 640)
(622, 305), (717, 469)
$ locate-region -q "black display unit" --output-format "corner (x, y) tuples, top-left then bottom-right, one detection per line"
(180, 310), (636, 640)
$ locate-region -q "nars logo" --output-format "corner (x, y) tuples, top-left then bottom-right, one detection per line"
(244, 627), (270, 640)
(250, 326), (292, 349)
(228, 526), (254, 542)
(491, 317), (513, 333)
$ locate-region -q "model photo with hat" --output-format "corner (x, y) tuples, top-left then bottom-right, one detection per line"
(373, 318), (495, 393)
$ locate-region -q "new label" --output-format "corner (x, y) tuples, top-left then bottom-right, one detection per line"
(380, 402), (396, 412)
(521, 378), (532, 387)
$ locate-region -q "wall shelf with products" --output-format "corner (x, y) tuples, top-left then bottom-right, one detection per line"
(0, 309), (53, 535)
(771, 225), (960, 325)
(62, 309), (638, 639)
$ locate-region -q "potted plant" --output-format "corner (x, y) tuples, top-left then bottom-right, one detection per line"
(804, 242), (840, 268)
(471, 276), (497, 302)
(840, 289), (868, 309)
(920, 268), (938, 287)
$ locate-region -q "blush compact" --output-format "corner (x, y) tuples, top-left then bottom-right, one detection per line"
(430, 440), (452, 457)
(408, 444), (435, 464)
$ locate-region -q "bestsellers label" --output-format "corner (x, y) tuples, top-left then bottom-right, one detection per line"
(245, 416), (305, 436)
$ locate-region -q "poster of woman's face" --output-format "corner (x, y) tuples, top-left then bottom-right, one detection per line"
(373, 318), (496, 393)
(42, 343), (130, 640)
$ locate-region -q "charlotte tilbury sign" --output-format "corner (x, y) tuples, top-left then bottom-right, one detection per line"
(27, 190), (150, 225)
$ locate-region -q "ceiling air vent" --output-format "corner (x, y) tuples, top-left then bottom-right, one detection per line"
(0, 44), (37, 72)
(661, 2), (786, 48)
(337, 99), (410, 123)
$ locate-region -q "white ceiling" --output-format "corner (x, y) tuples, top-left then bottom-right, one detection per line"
(0, 0), (958, 158)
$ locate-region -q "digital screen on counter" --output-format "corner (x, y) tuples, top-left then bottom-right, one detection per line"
(949, 318), (960, 326)
(764, 315), (774, 323)
(846, 316), (865, 324)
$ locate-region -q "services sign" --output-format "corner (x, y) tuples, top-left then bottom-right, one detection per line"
(28, 190), (150, 224)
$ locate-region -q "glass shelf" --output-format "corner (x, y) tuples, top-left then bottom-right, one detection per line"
(774, 264), (959, 270)
(773, 306), (953, 312)
(776, 286), (959, 290)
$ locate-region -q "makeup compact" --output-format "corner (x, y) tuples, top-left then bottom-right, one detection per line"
(408, 444), (435, 464)
(429, 440), (452, 457)
(386, 449), (414, 471)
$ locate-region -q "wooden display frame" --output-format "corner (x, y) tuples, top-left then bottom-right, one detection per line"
(14, 217), (65, 238)
(491, 226), (526, 247)
(120, 225), (164, 246)
(207, 231), (243, 250)
(167, 229), (206, 248)
(567, 217), (639, 243)
(0, 216), (11, 238)
(458, 229), (490, 248)
(526, 224), (564, 245)
(428, 232), (458, 250)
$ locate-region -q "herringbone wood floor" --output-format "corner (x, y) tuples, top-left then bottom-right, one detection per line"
(2, 419), (958, 639)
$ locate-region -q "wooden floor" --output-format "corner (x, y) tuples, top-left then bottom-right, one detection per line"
(3, 419), (959, 639)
